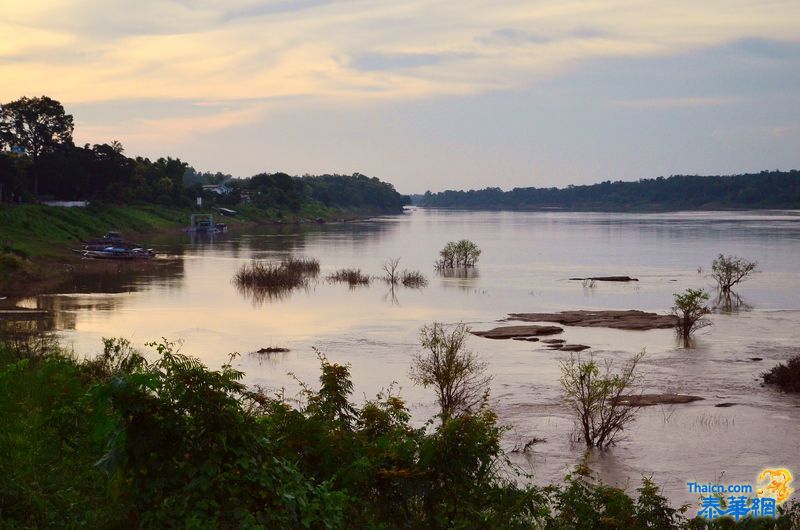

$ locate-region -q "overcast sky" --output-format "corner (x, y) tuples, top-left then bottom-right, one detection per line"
(3, 0), (799, 193)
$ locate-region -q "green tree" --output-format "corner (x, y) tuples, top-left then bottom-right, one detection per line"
(436, 239), (481, 269)
(672, 288), (711, 342)
(710, 254), (758, 293)
(559, 351), (644, 448)
(0, 96), (74, 195)
(410, 322), (491, 418)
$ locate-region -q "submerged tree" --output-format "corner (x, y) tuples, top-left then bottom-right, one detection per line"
(436, 239), (481, 269)
(560, 351), (644, 448)
(710, 254), (758, 293)
(672, 288), (711, 343)
(381, 257), (401, 284)
(410, 322), (491, 418)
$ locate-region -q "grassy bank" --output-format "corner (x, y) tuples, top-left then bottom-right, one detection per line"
(0, 201), (365, 295)
(0, 201), (350, 258)
(1, 336), (798, 529)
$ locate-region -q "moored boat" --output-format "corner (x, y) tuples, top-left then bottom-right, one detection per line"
(82, 246), (156, 260)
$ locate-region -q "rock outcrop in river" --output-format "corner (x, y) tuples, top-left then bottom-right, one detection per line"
(507, 310), (678, 330)
(614, 394), (704, 406)
(471, 325), (563, 339)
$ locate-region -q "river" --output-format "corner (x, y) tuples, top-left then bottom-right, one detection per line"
(8, 208), (800, 507)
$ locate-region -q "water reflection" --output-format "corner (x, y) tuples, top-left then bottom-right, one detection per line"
(66, 259), (185, 293)
(713, 290), (753, 313)
(0, 314), (57, 335)
(236, 283), (311, 306)
(23, 208), (800, 507)
(437, 267), (480, 291)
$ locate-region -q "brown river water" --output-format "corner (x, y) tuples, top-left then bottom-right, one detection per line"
(5, 208), (800, 508)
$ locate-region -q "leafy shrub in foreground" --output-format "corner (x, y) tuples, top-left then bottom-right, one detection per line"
(3, 335), (799, 529)
(762, 355), (800, 393)
(92, 340), (346, 529)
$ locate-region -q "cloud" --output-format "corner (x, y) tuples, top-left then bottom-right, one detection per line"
(3, 0), (800, 187)
(3, 0), (800, 107)
(351, 52), (445, 72)
(732, 38), (800, 60)
(611, 96), (739, 109)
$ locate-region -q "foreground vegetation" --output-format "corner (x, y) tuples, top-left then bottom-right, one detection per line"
(416, 170), (800, 210)
(1, 335), (798, 529)
(763, 355), (800, 393)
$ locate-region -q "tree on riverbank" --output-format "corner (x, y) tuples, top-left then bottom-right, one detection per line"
(0, 95), (408, 213)
(0, 96), (74, 196)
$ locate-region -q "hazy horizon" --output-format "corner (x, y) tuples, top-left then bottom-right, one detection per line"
(4, 1), (799, 193)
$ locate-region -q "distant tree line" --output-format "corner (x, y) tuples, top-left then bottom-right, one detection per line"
(415, 171), (800, 210)
(0, 96), (408, 213)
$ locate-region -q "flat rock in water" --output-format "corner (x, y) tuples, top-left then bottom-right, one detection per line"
(560, 344), (591, 352)
(569, 276), (639, 282)
(715, 402), (737, 408)
(508, 310), (678, 330)
(512, 337), (540, 342)
(542, 338), (566, 344)
(614, 394), (704, 407)
(472, 325), (563, 340)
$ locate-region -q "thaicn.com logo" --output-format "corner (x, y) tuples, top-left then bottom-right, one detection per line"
(688, 468), (794, 521)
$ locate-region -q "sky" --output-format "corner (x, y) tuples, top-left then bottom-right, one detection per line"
(2, 0), (799, 193)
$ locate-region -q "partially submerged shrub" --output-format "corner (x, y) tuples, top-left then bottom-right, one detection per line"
(281, 256), (320, 276)
(380, 258), (428, 289)
(381, 257), (401, 284)
(410, 322), (491, 418)
(763, 355), (800, 393)
(327, 268), (371, 287)
(672, 288), (712, 342)
(435, 239), (481, 269)
(234, 260), (309, 289)
(400, 269), (427, 288)
(234, 257), (318, 303)
(560, 351), (644, 448)
(711, 253), (758, 293)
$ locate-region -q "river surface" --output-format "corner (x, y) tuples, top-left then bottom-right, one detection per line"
(7, 208), (800, 507)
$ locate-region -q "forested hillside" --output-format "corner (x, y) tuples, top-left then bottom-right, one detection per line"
(0, 96), (408, 214)
(416, 171), (800, 210)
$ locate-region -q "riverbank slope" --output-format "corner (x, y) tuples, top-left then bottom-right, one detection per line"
(0, 201), (377, 296)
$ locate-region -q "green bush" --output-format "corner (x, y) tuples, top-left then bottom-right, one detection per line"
(2, 336), (800, 529)
(762, 355), (800, 393)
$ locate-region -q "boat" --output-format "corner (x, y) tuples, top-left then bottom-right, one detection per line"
(219, 207), (238, 217)
(82, 232), (149, 251)
(83, 246), (156, 260)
